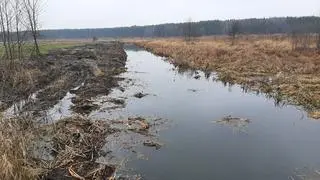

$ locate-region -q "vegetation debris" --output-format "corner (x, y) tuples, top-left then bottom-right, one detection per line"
(134, 92), (148, 99)
(143, 140), (163, 150)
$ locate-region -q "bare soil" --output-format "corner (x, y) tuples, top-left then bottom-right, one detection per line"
(0, 42), (127, 117)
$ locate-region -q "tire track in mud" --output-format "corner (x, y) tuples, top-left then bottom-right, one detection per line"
(4, 42), (127, 118)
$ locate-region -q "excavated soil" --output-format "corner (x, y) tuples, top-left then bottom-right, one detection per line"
(1, 42), (127, 117)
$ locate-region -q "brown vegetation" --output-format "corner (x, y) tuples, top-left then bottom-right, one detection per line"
(127, 35), (320, 118)
(0, 117), (41, 180)
(42, 117), (116, 179)
(0, 115), (117, 180)
(0, 114), (162, 180)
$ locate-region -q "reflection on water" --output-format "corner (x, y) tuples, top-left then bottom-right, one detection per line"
(42, 91), (76, 123)
(174, 64), (290, 109)
(95, 46), (320, 180)
(42, 83), (84, 123)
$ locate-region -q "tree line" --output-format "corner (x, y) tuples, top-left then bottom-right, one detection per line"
(40, 16), (320, 39)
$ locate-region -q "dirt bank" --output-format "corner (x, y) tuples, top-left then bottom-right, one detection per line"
(1, 42), (127, 117)
(127, 37), (320, 119)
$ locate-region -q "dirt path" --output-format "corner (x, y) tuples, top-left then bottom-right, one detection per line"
(2, 42), (127, 117)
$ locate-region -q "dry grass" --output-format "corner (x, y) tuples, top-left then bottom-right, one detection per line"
(44, 117), (115, 179)
(0, 116), (42, 180)
(127, 36), (320, 118)
(0, 59), (44, 111)
(0, 115), (115, 180)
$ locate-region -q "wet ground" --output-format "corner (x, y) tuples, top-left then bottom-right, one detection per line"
(2, 42), (127, 120)
(94, 46), (320, 179)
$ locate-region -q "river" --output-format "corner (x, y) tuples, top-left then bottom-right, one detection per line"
(93, 46), (320, 179)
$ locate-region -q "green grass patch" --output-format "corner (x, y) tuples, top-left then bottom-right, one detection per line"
(0, 41), (86, 57)
(39, 41), (85, 54)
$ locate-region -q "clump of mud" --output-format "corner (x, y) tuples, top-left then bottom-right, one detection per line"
(133, 92), (149, 99)
(214, 115), (251, 133)
(70, 98), (100, 115)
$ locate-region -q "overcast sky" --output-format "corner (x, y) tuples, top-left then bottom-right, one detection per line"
(42, 0), (320, 29)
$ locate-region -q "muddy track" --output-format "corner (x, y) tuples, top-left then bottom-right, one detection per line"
(2, 42), (127, 117)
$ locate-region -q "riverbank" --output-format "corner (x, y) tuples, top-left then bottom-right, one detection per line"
(0, 42), (130, 179)
(0, 42), (127, 116)
(127, 36), (320, 119)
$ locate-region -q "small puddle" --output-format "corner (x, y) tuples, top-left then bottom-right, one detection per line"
(89, 46), (320, 179)
(4, 90), (40, 118)
(4, 83), (84, 121)
(42, 83), (84, 123)
(42, 92), (76, 122)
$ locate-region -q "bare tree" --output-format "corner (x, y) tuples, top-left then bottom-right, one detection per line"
(183, 18), (195, 42)
(14, 0), (23, 60)
(4, 0), (13, 60)
(0, 2), (9, 60)
(317, 31), (320, 50)
(0, 0), (14, 60)
(0, 0), (43, 62)
(292, 32), (314, 51)
(229, 20), (240, 45)
(23, 0), (41, 56)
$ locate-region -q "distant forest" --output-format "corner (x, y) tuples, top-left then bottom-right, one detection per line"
(40, 16), (320, 39)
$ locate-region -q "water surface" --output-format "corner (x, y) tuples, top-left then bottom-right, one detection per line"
(97, 47), (320, 179)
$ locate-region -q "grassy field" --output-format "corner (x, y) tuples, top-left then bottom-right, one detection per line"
(39, 40), (88, 54)
(0, 39), (89, 57)
(126, 36), (320, 119)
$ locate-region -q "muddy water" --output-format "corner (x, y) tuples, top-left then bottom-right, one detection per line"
(92, 46), (320, 179)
